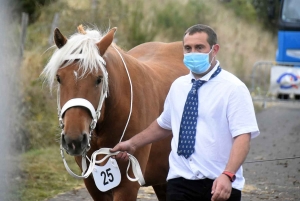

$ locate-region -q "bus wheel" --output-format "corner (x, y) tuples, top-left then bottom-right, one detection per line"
(277, 94), (289, 100)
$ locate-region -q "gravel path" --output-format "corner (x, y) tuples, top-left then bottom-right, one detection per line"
(242, 103), (300, 200)
(46, 103), (300, 201)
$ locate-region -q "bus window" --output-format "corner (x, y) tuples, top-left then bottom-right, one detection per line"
(281, 0), (300, 22)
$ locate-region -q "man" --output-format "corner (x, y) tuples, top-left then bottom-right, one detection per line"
(111, 24), (259, 201)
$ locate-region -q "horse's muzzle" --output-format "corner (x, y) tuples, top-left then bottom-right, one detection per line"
(61, 133), (89, 156)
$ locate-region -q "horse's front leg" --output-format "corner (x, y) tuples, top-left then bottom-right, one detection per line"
(75, 156), (113, 201)
(84, 176), (113, 201)
(84, 172), (140, 201)
(113, 180), (140, 201)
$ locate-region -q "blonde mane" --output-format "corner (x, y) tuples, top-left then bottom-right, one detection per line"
(41, 26), (109, 93)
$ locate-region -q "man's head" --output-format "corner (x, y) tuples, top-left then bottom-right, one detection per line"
(183, 24), (217, 48)
(182, 24), (220, 78)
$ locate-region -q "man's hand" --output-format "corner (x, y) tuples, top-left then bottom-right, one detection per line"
(110, 140), (136, 162)
(211, 174), (232, 201)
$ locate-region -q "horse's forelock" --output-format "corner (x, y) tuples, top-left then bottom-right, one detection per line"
(41, 28), (109, 93)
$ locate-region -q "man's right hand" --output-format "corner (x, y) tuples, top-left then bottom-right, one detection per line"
(110, 140), (136, 162)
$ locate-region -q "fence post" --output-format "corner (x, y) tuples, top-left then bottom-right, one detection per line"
(48, 13), (60, 45)
(20, 12), (28, 58)
(91, 0), (98, 22)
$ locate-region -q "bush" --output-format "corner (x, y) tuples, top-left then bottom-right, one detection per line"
(221, 0), (280, 33)
(18, 0), (57, 23)
(156, 0), (206, 41)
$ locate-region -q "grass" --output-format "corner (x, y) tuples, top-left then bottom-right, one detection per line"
(20, 146), (83, 201)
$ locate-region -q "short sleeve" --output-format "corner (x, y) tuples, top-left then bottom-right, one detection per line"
(227, 84), (260, 138)
(157, 90), (172, 130)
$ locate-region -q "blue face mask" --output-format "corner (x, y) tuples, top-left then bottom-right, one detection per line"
(183, 47), (214, 74)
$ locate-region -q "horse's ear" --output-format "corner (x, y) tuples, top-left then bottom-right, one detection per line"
(54, 28), (68, 49)
(97, 27), (117, 56)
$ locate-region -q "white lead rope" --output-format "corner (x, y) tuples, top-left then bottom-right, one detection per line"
(112, 45), (133, 143)
(60, 147), (145, 185)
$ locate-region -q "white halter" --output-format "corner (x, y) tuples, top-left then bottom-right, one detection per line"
(57, 45), (145, 185)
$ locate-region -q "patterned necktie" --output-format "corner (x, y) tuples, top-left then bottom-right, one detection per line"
(177, 66), (222, 159)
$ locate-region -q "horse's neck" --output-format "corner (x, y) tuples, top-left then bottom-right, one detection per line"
(102, 48), (149, 117)
(102, 49), (136, 113)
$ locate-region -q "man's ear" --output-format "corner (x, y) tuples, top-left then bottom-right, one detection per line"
(212, 44), (220, 55)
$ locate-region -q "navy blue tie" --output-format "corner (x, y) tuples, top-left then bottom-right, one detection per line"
(177, 66), (222, 159)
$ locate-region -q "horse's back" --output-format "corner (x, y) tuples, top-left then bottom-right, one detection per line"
(128, 41), (185, 70)
(128, 41), (188, 87)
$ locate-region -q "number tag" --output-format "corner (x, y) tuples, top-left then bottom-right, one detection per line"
(92, 158), (121, 192)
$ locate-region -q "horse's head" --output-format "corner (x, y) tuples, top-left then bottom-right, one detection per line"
(42, 26), (117, 156)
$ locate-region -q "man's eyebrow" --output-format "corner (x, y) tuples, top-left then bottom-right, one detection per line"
(195, 44), (205, 48)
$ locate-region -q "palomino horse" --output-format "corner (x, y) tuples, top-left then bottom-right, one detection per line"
(42, 25), (188, 201)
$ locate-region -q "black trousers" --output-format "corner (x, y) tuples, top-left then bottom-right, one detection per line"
(166, 177), (241, 201)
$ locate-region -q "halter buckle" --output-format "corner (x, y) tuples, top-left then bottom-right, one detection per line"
(90, 119), (97, 130)
(59, 118), (64, 129)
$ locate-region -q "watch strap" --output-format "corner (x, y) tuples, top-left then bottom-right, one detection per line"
(222, 171), (235, 182)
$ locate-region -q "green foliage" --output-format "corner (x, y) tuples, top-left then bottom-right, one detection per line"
(251, 0), (280, 33)
(18, 0), (57, 22)
(19, 146), (82, 201)
(221, 0), (280, 33)
(22, 79), (58, 149)
(222, 0), (257, 23)
(156, 0), (207, 41)
(124, 1), (156, 48)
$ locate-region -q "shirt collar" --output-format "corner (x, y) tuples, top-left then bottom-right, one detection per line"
(188, 60), (220, 82)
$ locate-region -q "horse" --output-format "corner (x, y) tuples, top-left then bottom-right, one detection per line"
(42, 25), (188, 201)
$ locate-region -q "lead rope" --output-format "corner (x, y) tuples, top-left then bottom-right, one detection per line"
(61, 147), (145, 185)
(112, 45), (133, 143)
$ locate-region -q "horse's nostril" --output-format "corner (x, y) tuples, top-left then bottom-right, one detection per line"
(81, 133), (88, 149)
(61, 134), (67, 149)
(68, 143), (76, 151)
(60, 133), (88, 155)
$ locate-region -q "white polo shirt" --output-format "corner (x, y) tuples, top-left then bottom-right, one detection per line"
(157, 61), (260, 190)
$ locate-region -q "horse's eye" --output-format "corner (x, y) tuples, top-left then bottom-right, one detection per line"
(96, 76), (102, 85)
(56, 75), (61, 83)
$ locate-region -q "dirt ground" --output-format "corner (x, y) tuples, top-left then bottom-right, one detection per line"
(46, 103), (300, 201)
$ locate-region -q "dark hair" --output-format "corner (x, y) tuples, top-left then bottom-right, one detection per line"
(184, 24), (217, 48)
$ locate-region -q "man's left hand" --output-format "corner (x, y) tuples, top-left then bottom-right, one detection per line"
(211, 174), (232, 201)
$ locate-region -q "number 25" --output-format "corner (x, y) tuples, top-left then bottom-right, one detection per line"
(100, 168), (114, 185)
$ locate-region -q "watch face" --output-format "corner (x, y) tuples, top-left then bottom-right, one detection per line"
(232, 175), (236, 182)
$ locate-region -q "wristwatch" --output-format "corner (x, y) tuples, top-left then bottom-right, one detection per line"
(222, 171), (236, 182)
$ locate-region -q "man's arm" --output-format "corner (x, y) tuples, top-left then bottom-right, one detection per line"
(211, 133), (251, 201)
(224, 133), (251, 173)
(110, 120), (172, 160)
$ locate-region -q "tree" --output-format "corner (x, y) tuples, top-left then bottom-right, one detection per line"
(17, 0), (57, 23)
